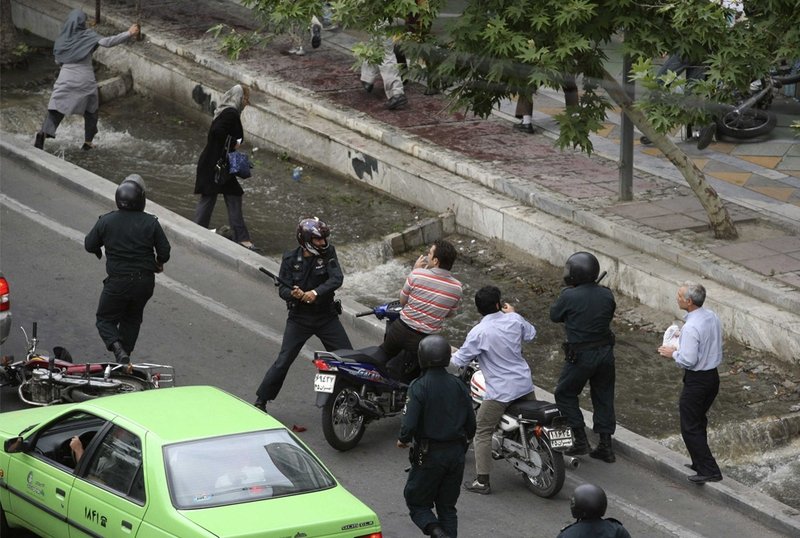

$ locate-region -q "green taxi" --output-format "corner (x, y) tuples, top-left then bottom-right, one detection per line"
(0, 386), (382, 537)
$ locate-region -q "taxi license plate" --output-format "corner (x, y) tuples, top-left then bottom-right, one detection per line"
(314, 373), (336, 393)
(548, 428), (574, 449)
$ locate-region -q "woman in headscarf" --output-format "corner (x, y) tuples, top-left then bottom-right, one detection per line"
(34, 9), (140, 151)
(193, 84), (256, 250)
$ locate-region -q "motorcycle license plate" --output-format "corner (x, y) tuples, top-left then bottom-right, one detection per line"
(314, 373), (336, 393)
(548, 428), (574, 449)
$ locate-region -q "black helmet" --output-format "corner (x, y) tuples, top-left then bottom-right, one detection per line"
(115, 174), (146, 211)
(296, 217), (330, 256)
(563, 252), (600, 286)
(570, 483), (607, 520)
(418, 335), (451, 370)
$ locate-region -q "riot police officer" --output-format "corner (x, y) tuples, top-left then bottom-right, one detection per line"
(254, 217), (352, 410)
(397, 335), (476, 538)
(557, 484), (631, 537)
(85, 174), (171, 364)
(550, 252), (617, 462)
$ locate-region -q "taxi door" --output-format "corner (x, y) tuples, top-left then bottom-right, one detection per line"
(68, 422), (145, 537)
(6, 453), (74, 538)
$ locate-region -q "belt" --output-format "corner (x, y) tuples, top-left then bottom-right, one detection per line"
(566, 333), (615, 352)
(399, 318), (429, 336)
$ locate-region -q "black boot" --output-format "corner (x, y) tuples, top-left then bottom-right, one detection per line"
(425, 524), (452, 538)
(590, 433), (616, 463)
(34, 132), (45, 149)
(564, 427), (591, 456)
(110, 341), (130, 364)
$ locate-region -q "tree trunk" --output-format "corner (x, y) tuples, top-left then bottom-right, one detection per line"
(0, 0), (22, 67)
(601, 68), (738, 239)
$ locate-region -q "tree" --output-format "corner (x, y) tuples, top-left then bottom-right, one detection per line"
(393, 0), (799, 239)
(0, 0), (31, 68)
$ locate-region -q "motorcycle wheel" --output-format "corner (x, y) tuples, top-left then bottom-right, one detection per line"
(321, 381), (366, 451)
(521, 432), (565, 498)
(717, 107), (777, 139)
(62, 375), (151, 403)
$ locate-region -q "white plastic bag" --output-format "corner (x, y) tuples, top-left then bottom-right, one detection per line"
(663, 323), (681, 349)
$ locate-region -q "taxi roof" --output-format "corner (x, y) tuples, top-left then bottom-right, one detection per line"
(79, 386), (284, 443)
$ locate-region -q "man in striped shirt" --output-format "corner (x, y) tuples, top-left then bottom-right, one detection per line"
(381, 239), (462, 381)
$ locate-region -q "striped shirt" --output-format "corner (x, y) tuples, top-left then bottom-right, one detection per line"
(400, 267), (462, 334)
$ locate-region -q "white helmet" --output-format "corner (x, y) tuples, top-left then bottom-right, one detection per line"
(469, 369), (486, 405)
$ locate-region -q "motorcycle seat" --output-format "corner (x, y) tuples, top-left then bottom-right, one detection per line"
(506, 400), (561, 424)
(332, 346), (390, 367)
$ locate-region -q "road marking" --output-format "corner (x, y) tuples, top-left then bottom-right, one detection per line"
(0, 193), (284, 345)
(563, 476), (706, 538)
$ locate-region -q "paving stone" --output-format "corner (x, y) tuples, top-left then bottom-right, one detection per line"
(638, 214), (708, 232)
(739, 254), (800, 275)
(731, 141), (793, 156)
(760, 236), (800, 253)
(710, 242), (780, 261)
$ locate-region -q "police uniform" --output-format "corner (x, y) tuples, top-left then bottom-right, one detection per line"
(550, 282), (617, 435)
(84, 209), (171, 355)
(557, 517), (631, 538)
(256, 244), (352, 402)
(399, 368), (476, 537)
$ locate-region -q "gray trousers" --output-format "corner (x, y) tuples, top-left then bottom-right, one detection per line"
(360, 38), (404, 100)
(194, 193), (251, 243)
(474, 391), (536, 476)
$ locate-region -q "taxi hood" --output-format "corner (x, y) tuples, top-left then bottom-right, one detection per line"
(177, 487), (380, 537)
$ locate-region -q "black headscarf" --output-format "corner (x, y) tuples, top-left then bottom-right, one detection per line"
(53, 9), (101, 64)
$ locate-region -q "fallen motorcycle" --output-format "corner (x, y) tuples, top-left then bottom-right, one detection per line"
(311, 301), (417, 451)
(460, 359), (577, 498)
(0, 322), (174, 406)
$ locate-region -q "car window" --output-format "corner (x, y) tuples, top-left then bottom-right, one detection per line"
(85, 425), (145, 503)
(31, 412), (106, 471)
(164, 429), (336, 509)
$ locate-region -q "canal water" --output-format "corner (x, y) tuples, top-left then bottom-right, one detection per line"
(2, 49), (799, 509)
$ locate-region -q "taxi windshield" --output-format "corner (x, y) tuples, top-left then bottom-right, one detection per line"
(164, 429), (336, 509)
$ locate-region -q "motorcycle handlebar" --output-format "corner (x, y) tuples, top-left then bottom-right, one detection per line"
(355, 310), (375, 317)
(32, 322), (37, 339)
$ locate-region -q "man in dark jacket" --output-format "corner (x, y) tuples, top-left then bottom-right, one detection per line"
(85, 174), (171, 364)
(550, 252), (617, 462)
(398, 335), (476, 538)
(254, 217), (351, 409)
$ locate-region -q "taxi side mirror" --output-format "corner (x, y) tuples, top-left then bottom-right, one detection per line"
(4, 436), (26, 453)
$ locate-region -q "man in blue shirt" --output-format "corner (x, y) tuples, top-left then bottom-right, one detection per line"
(658, 282), (723, 484)
(451, 286), (537, 494)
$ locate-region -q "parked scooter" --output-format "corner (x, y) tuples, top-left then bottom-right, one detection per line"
(460, 359), (578, 498)
(311, 301), (417, 451)
(0, 322), (174, 406)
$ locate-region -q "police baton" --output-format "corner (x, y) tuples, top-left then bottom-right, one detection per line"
(258, 266), (294, 289)
(596, 270), (607, 284)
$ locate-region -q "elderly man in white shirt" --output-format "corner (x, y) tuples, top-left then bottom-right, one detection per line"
(451, 286), (537, 495)
(658, 281), (723, 484)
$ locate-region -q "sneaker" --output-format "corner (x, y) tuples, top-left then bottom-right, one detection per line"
(386, 93), (408, 110)
(513, 121), (535, 134)
(362, 81), (374, 93)
(311, 21), (322, 49)
(254, 399), (267, 412)
(81, 141), (95, 151)
(463, 478), (491, 494)
(639, 135), (652, 145)
(294, 46), (306, 56)
(696, 123), (717, 150)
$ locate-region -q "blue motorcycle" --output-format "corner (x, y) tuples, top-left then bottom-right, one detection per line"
(311, 301), (416, 451)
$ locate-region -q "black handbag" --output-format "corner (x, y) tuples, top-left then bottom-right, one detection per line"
(213, 135), (232, 185)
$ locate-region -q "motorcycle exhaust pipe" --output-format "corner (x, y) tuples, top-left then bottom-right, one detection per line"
(346, 391), (383, 419)
(565, 455), (581, 469)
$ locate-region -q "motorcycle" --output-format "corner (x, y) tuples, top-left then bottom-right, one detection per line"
(311, 301), (416, 451)
(459, 359), (578, 498)
(0, 322), (174, 406)
(709, 67), (800, 141)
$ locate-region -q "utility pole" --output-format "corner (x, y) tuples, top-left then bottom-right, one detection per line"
(619, 47), (634, 201)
